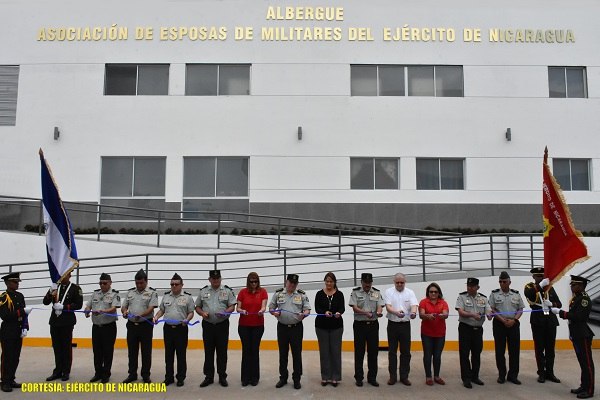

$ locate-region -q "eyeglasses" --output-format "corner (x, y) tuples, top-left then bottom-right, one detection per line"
(394, 281), (406, 284)
(99, 281), (110, 285)
(170, 283), (181, 287)
(249, 280), (258, 284)
(429, 290), (439, 294)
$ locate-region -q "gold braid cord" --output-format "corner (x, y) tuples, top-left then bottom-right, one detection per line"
(0, 291), (14, 311)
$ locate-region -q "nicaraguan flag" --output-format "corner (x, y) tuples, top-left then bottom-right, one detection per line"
(40, 149), (79, 284)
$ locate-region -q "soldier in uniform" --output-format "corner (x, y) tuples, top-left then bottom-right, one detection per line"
(84, 273), (120, 383)
(195, 270), (236, 388)
(121, 269), (158, 384)
(455, 277), (492, 389)
(269, 274), (310, 389)
(42, 270), (83, 382)
(153, 273), (194, 387)
(523, 267), (562, 383)
(0, 272), (29, 393)
(551, 275), (595, 399)
(348, 272), (384, 387)
(488, 271), (525, 385)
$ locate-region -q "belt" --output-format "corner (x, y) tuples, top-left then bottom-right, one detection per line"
(278, 322), (301, 328)
(389, 320), (410, 324)
(166, 324), (185, 328)
(95, 322), (116, 327)
(460, 322), (482, 330)
(355, 320), (377, 325)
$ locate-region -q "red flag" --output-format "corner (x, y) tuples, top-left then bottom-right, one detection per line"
(543, 147), (589, 284)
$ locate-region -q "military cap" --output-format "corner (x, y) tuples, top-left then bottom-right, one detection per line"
(287, 273), (299, 283)
(499, 271), (510, 280)
(466, 277), (479, 286)
(171, 273), (182, 281)
(2, 272), (21, 282)
(570, 275), (590, 285)
(530, 267), (544, 275)
(361, 273), (373, 283)
(99, 272), (111, 281)
(134, 269), (147, 280)
(209, 270), (221, 279)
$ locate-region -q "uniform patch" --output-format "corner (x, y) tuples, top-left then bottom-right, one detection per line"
(582, 299), (589, 307)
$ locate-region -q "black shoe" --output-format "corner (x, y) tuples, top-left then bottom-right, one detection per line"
(577, 393), (594, 399)
(163, 378), (174, 386)
(537, 375), (545, 383)
(10, 382), (22, 389)
(572, 388), (586, 394)
(123, 375), (137, 384)
(507, 378), (521, 385)
(368, 380), (379, 387)
(200, 378), (213, 387)
(176, 381), (184, 387)
(219, 378), (228, 387)
(61, 374), (70, 381)
(400, 378), (412, 386)
(101, 377), (110, 384)
(321, 381), (328, 386)
(275, 379), (287, 388)
(472, 378), (484, 386)
(497, 377), (505, 384)
(242, 380), (249, 387)
(143, 378), (152, 384)
(250, 380), (258, 386)
(463, 381), (473, 389)
(1, 384), (12, 393)
(90, 375), (102, 383)
(356, 381), (363, 387)
(46, 373), (61, 382)
(546, 374), (561, 383)
(293, 381), (301, 389)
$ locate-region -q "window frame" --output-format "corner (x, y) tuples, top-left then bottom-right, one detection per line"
(104, 64), (170, 96)
(100, 156), (166, 198)
(185, 64), (251, 96)
(350, 157), (400, 190)
(0, 65), (19, 126)
(548, 66), (588, 98)
(552, 158), (591, 191)
(416, 158), (465, 190)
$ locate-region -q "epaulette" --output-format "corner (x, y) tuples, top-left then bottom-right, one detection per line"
(184, 291), (192, 296)
(201, 285), (208, 289)
(525, 282), (535, 288)
(128, 287), (135, 291)
(149, 287), (156, 291)
(112, 289), (119, 293)
(492, 289), (500, 293)
(94, 288), (101, 292)
(164, 290), (171, 295)
(459, 291), (467, 295)
(224, 285), (232, 290)
(276, 288), (284, 292)
(372, 287), (380, 291)
(353, 287), (360, 291)
(478, 293), (487, 298)
(297, 289), (305, 294)
(0, 291), (6, 298)
(510, 289), (519, 294)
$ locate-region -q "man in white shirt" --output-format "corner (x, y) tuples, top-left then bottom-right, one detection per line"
(385, 273), (418, 386)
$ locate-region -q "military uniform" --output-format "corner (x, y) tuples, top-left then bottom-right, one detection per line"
(0, 273), (28, 392)
(348, 283), (384, 384)
(42, 279), (83, 380)
(524, 277), (561, 381)
(196, 283), (236, 382)
(86, 286), (120, 381)
(269, 279), (310, 386)
(159, 289), (195, 384)
(455, 280), (491, 386)
(122, 285), (158, 382)
(489, 283), (525, 382)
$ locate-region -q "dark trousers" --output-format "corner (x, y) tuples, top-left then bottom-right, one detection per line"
(126, 321), (154, 380)
(387, 321), (411, 380)
(421, 334), (445, 378)
(277, 322), (303, 382)
(0, 322), (22, 384)
(238, 325), (264, 383)
(202, 320), (230, 379)
(573, 337), (595, 396)
(531, 322), (557, 377)
(50, 325), (74, 376)
(458, 322), (483, 383)
(353, 321), (379, 382)
(92, 322), (117, 379)
(163, 324), (188, 382)
(492, 319), (520, 379)
(316, 327), (343, 381)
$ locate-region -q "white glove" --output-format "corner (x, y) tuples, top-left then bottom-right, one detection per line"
(24, 307), (32, 315)
(20, 329), (28, 338)
(539, 278), (550, 288)
(550, 307), (560, 315)
(53, 303), (64, 316)
(543, 299), (553, 307)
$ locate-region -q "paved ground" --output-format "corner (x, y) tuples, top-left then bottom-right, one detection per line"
(9, 346), (597, 399)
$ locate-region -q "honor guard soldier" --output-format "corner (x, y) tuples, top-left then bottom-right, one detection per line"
(196, 270), (236, 388)
(488, 271), (525, 385)
(84, 273), (120, 383)
(551, 275), (595, 399)
(121, 269), (158, 384)
(455, 277), (492, 389)
(0, 272), (29, 392)
(348, 272), (384, 387)
(523, 267), (562, 383)
(153, 273), (194, 387)
(269, 274), (310, 389)
(42, 270), (83, 382)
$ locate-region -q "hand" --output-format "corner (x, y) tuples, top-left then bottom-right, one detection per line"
(20, 329), (28, 338)
(152, 317), (158, 325)
(551, 307), (560, 315)
(24, 307), (32, 315)
(257, 310), (264, 316)
(181, 319), (189, 326)
(367, 312), (374, 319)
(472, 313), (482, 320)
(539, 278), (550, 288)
(410, 312), (416, 319)
(122, 311), (129, 319)
(325, 311), (333, 317)
(84, 310), (91, 318)
(297, 312), (306, 321)
(334, 312), (341, 318)
(543, 299), (553, 307)
(376, 312), (383, 318)
(200, 311), (209, 319)
(397, 311), (405, 318)
(270, 310), (281, 318)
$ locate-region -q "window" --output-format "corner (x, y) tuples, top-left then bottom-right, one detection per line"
(104, 64), (169, 95)
(416, 158), (464, 190)
(0, 65), (19, 126)
(183, 157), (249, 219)
(351, 158), (399, 189)
(100, 157), (166, 218)
(553, 159), (590, 191)
(185, 64), (250, 95)
(351, 65), (463, 97)
(548, 67), (587, 98)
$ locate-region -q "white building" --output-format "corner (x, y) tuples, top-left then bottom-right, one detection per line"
(1, 0), (599, 232)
